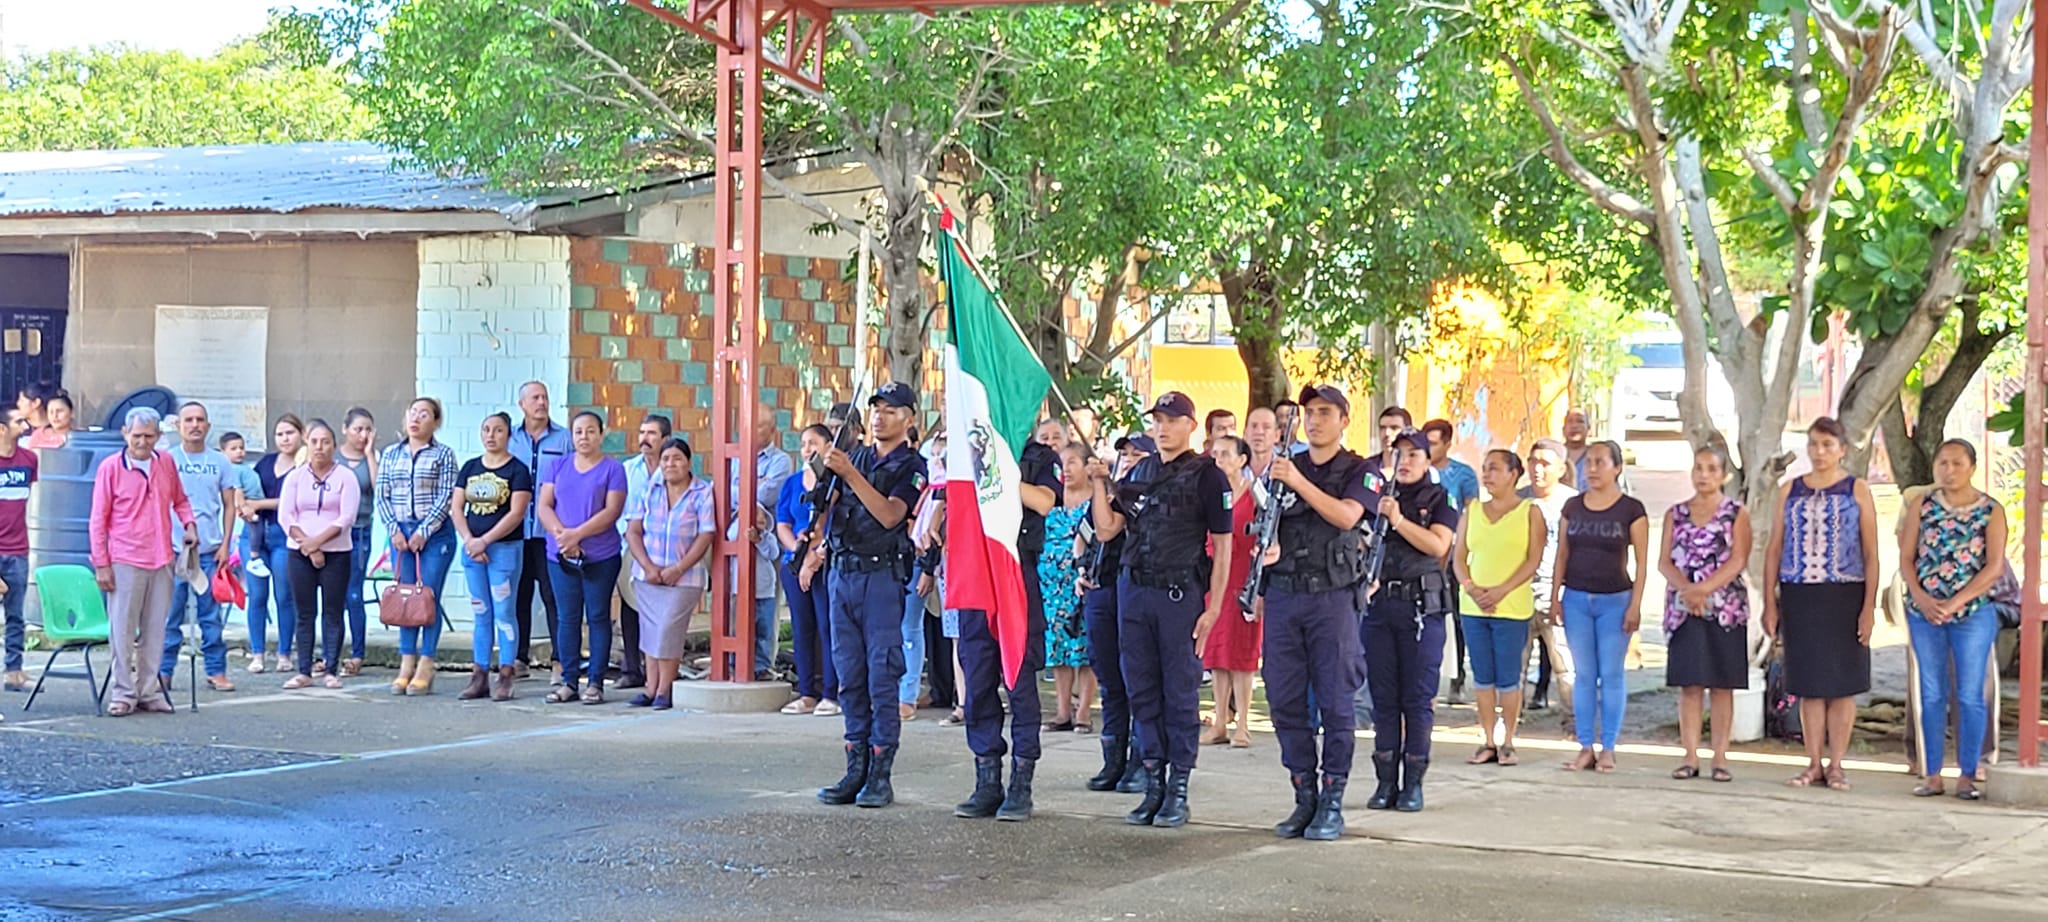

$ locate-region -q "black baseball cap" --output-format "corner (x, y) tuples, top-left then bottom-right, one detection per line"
(1297, 384), (1350, 416)
(1143, 392), (1196, 421)
(1390, 427), (1431, 454)
(869, 381), (918, 409)
(1114, 433), (1158, 453)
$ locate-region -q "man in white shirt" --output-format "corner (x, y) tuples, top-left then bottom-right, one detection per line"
(614, 413), (670, 690)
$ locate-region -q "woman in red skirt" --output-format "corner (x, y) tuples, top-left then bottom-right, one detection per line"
(1202, 436), (1262, 748)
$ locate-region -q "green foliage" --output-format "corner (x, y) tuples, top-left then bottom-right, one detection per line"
(0, 16), (371, 150)
(1988, 391), (2027, 449)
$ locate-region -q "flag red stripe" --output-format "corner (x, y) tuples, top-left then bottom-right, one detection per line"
(943, 480), (1031, 688)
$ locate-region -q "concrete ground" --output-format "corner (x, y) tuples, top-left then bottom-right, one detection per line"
(6, 666), (2048, 921)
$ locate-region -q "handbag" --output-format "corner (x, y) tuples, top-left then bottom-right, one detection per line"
(379, 550), (438, 628)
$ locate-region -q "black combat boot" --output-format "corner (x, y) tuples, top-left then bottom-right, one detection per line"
(1151, 765), (1191, 828)
(1366, 751), (1400, 810)
(1396, 755), (1427, 813)
(1304, 775), (1347, 841)
(818, 743), (868, 805)
(855, 745), (897, 808)
(1273, 771), (1319, 839)
(954, 756), (1004, 818)
(1125, 760), (1166, 825)
(1115, 737), (1146, 793)
(1087, 735), (1127, 792)
(996, 757), (1035, 821)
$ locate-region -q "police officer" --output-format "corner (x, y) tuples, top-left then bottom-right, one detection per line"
(1080, 434), (1156, 794)
(813, 382), (928, 809)
(1092, 393), (1232, 828)
(1362, 427), (1459, 812)
(1260, 385), (1377, 840)
(951, 435), (1061, 821)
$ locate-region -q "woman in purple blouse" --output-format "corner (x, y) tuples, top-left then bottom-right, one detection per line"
(1656, 445), (1750, 783)
(538, 411), (628, 704)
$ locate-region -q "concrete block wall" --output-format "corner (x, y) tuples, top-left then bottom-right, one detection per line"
(416, 233), (572, 460)
(566, 238), (856, 456)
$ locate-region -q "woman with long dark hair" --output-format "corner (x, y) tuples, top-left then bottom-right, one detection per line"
(377, 397), (462, 696)
(778, 423), (839, 716)
(334, 407), (378, 677)
(1899, 438), (2005, 800)
(626, 437), (717, 710)
(451, 412), (533, 701)
(1764, 417), (1879, 791)
(244, 415), (305, 674)
(539, 411), (628, 704)
(1551, 441), (1649, 774)
(278, 420), (361, 690)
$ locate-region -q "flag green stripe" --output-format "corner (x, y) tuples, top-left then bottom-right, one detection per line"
(940, 227), (1051, 452)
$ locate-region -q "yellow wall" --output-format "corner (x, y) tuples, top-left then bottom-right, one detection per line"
(1147, 282), (1574, 463)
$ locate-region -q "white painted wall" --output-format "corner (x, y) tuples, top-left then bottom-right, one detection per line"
(415, 233), (571, 461)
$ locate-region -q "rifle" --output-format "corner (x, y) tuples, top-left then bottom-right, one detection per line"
(1236, 417), (1300, 619)
(1363, 470), (1395, 600)
(792, 383), (868, 569)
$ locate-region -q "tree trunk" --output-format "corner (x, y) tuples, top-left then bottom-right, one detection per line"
(879, 185), (929, 387)
(1219, 260), (1290, 411)
(1872, 299), (2014, 486)
(1878, 398), (1928, 487)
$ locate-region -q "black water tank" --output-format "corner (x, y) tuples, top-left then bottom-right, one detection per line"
(27, 428), (125, 573)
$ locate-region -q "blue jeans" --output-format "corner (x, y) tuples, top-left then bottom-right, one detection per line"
(781, 560), (836, 701)
(551, 555), (621, 689)
(1, 554), (27, 672)
(246, 520), (298, 657)
(1908, 600), (2000, 777)
(344, 523), (372, 658)
(899, 573), (927, 705)
(1460, 614), (1533, 693)
(161, 554), (227, 677)
(394, 523), (457, 657)
(464, 540), (525, 667)
(1561, 588), (1632, 750)
(755, 590), (778, 679)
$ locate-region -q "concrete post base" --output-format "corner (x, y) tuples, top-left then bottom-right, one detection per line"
(1983, 764), (2048, 807)
(670, 680), (792, 713)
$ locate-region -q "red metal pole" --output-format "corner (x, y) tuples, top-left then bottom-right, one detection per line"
(2019, 0), (2047, 766)
(707, 0), (764, 682)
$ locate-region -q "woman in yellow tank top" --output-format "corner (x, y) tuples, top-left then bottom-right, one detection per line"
(1452, 449), (1548, 766)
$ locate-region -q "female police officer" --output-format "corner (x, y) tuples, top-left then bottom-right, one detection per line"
(1260, 385), (1376, 841)
(1363, 427), (1459, 813)
(810, 382), (928, 809)
(1088, 392), (1232, 829)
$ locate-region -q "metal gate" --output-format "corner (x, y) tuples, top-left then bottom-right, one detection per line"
(0, 308), (66, 401)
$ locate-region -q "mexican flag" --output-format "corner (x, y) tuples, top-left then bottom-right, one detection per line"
(939, 209), (1052, 690)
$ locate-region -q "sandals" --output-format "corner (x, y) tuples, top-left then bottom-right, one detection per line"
(1787, 765), (1825, 788)
(340, 658), (363, 678)
(938, 709), (964, 726)
(815, 700), (843, 717)
(246, 656), (267, 675)
(1912, 783), (1946, 797)
(546, 685), (580, 704)
(1045, 717), (1076, 733)
(781, 698), (817, 715)
(1075, 721), (1094, 735)
(1957, 784), (1984, 801)
(1468, 745), (1499, 765)
(106, 700), (135, 716)
(1229, 733), (1251, 749)
(1562, 749), (1596, 772)
(206, 675), (237, 692)
(1595, 752), (1618, 774)
(1823, 765), (1850, 791)
(1498, 746), (1520, 767)
(281, 675), (313, 690)
(580, 686), (604, 705)
(1670, 764), (1701, 780)
(322, 675), (344, 690)
(1710, 767), (1733, 783)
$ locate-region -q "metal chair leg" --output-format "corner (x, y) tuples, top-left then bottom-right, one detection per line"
(22, 646), (59, 712)
(85, 644), (105, 712)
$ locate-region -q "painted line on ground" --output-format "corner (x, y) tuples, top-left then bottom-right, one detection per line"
(1, 712), (661, 810)
(104, 872), (339, 922)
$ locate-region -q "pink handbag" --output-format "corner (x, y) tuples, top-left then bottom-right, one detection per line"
(378, 551), (437, 628)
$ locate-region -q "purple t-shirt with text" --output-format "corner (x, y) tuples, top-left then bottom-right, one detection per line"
(545, 455), (629, 562)
(0, 448), (37, 557)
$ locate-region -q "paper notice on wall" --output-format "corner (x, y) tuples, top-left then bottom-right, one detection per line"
(155, 306), (269, 448)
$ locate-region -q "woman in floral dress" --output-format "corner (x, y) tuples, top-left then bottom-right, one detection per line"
(1040, 444), (1098, 732)
(1657, 444), (1751, 783)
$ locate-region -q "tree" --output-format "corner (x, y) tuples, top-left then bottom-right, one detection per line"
(0, 16), (370, 149)
(322, 0), (1077, 386)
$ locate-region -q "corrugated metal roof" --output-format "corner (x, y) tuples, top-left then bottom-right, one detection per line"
(0, 142), (542, 219)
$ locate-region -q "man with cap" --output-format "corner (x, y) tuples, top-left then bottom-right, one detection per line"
(1258, 385), (1377, 840)
(810, 381), (928, 809)
(1361, 426), (1460, 813)
(1090, 393), (1232, 828)
(952, 423), (1061, 822)
(1081, 432), (1156, 795)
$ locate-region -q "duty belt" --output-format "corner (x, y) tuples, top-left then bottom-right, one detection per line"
(1267, 572), (1346, 595)
(833, 551), (907, 574)
(1125, 567), (1201, 591)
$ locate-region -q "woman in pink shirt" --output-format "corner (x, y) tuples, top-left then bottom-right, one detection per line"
(278, 420), (362, 689)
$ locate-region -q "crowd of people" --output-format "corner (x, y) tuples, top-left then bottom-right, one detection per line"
(0, 378), (2014, 815)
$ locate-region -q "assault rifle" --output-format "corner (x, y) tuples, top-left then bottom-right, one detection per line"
(1236, 417), (1300, 619)
(791, 383), (868, 567)
(1363, 470), (1394, 600)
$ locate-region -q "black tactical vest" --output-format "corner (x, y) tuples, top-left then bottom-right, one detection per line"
(827, 443), (920, 561)
(1269, 448), (1372, 593)
(1381, 479), (1453, 582)
(1120, 452), (1216, 587)
(1016, 440), (1056, 562)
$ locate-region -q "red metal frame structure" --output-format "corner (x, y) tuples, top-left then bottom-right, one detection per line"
(620, 0), (1037, 681)
(2021, 0), (2048, 767)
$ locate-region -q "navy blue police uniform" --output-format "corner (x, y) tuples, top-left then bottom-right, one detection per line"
(1084, 434), (1156, 794)
(1258, 386), (1377, 840)
(1115, 393), (1231, 828)
(1361, 442), (1459, 814)
(954, 439), (1061, 821)
(817, 383), (927, 809)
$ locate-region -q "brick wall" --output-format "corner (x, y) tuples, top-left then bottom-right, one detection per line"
(567, 238), (857, 455)
(416, 233), (572, 461)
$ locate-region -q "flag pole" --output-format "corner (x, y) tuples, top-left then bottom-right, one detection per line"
(928, 191), (1081, 424)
